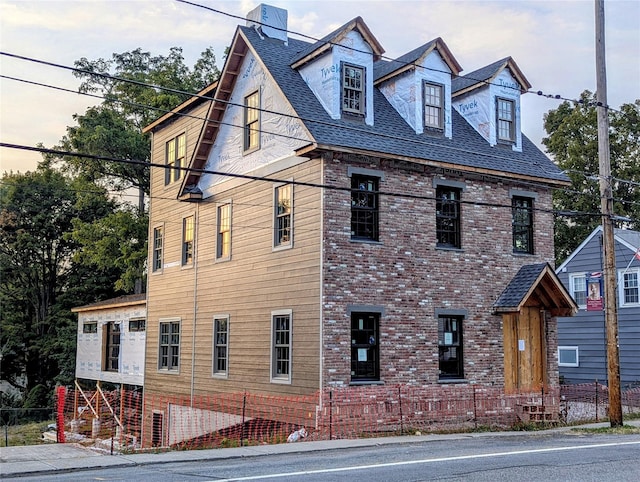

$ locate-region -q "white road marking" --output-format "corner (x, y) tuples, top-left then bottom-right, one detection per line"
(210, 440), (640, 481)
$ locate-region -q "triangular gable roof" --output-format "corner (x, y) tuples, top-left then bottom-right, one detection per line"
(290, 16), (384, 69)
(452, 57), (531, 96)
(494, 263), (577, 317)
(142, 82), (217, 135)
(373, 37), (462, 84)
(555, 226), (603, 273)
(615, 228), (640, 253)
(555, 226), (640, 273)
(71, 294), (146, 313)
(178, 27), (250, 198)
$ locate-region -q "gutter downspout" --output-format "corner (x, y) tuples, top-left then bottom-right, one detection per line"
(190, 202), (200, 407)
(318, 155), (325, 416)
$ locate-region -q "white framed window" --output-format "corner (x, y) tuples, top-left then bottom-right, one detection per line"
(274, 184), (292, 249)
(341, 64), (365, 116)
(182, 215), (195, 266)
(423, 82), (444, 129)
(619, 268), (640, 306)
(212, 315), (229, 377)
(569, 273), (587, 308)
(497, 98), (515, 142)
(216, 203), (231, 261)
(165, 133), (185, 185)
(270, 309), (292, 384)
(152, 226), (163, 272)
(244, 91), (260, 152)
(158, 319), (180, 371)
(558, 346), (579, 367)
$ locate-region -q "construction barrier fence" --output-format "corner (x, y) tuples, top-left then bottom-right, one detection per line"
(56, 382), (640, 451)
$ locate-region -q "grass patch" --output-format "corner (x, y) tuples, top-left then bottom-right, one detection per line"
(572, 424), (640, 435)
(0, 421), (54, 447)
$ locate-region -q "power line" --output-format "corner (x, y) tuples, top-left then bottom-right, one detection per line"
(1, 142), (606, 220)
(6, 73), (638, 200)
(176, 0), (618, 111)
(0, 53), (574, 178)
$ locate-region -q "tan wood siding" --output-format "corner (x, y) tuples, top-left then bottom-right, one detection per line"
(146, 146), (322, 400)
(502, 307), (547, 394)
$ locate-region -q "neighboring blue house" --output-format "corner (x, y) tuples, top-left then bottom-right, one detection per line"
(556, 226), (640, 386)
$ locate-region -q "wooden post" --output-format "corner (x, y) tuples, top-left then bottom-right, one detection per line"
(595, 0), (622, 427)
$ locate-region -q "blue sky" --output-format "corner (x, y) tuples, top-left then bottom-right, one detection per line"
(1, 0), (638, 173)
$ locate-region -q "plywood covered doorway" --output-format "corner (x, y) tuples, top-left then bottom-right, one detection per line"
(503, 307), (547, 393)
(494, 263), (577, 394)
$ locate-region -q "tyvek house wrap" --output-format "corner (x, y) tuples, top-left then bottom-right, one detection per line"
(198, 49), (311, 196)
(378, 51), (454, 138)
(453, 68), (522, 151)
(299, 29), (375, 126)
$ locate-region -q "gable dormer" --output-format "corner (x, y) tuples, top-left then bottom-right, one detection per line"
(291, 17), (384, 126)
(452, 57), (530, 151)
(373, 38), (461, 138)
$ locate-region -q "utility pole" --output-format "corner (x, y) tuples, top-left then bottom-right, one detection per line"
(595, 0), (622, 427)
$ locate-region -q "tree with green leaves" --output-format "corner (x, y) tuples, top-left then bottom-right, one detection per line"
(0, 167), (121, 406)
(48, 46), (221, 209)
(543, 91), (640, 264)
(42, 46), (221, 291)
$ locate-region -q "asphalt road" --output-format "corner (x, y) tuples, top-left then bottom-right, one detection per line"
(9, 431), (640, 481)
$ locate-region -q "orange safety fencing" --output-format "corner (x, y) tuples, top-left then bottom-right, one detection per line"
(55, 383), (640, 451)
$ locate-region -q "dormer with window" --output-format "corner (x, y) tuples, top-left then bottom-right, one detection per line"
(374, 38), (461, 138)
(452, 57), (530, 151)
(292, 17), (384, 126)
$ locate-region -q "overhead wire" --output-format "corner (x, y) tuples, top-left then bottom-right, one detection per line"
(3, 65), (639, 207)
(1, 4), (637, 204)
(176, 0), (620, 111)
(5, 70), (638, 208)
(2, 142), (611, 221)
(1, 51), (576, 189)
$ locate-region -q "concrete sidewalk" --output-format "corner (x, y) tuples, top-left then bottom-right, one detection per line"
(2, 420), (639, 478)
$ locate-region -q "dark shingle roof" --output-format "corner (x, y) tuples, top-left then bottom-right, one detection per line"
(241, 27), (567, 184)
(494, 263), (548, 309)
(452, 57), (509, 94)
(373, 39), (438, 81)
(615, 228), (640, 251)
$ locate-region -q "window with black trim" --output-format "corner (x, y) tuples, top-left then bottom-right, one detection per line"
(152, 226), (163, 272)
(104, 321), (120, 372)
(438, 315), (463, 379)
(83, 321), (97, 334)
(159, 321), (180, 371)
(129, 319), (146, 332)
(436, 186), (461, 248)
(351, 175), (379, 241)
(424, 82), (444, 129)
(244, 91), (260, 152)
(497, 98), (515, 142)
(213, 316), (229, 376)
(165, 133), (185, 185)
(216, 203), (231, 260)
(351, 312), (379, 381)
(182, 215), (194, 265)
(512, 196), (533, 254)
(271, 311), (291, 382)
(274, 184), (292, 247)
(342, 64), (365, 116)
